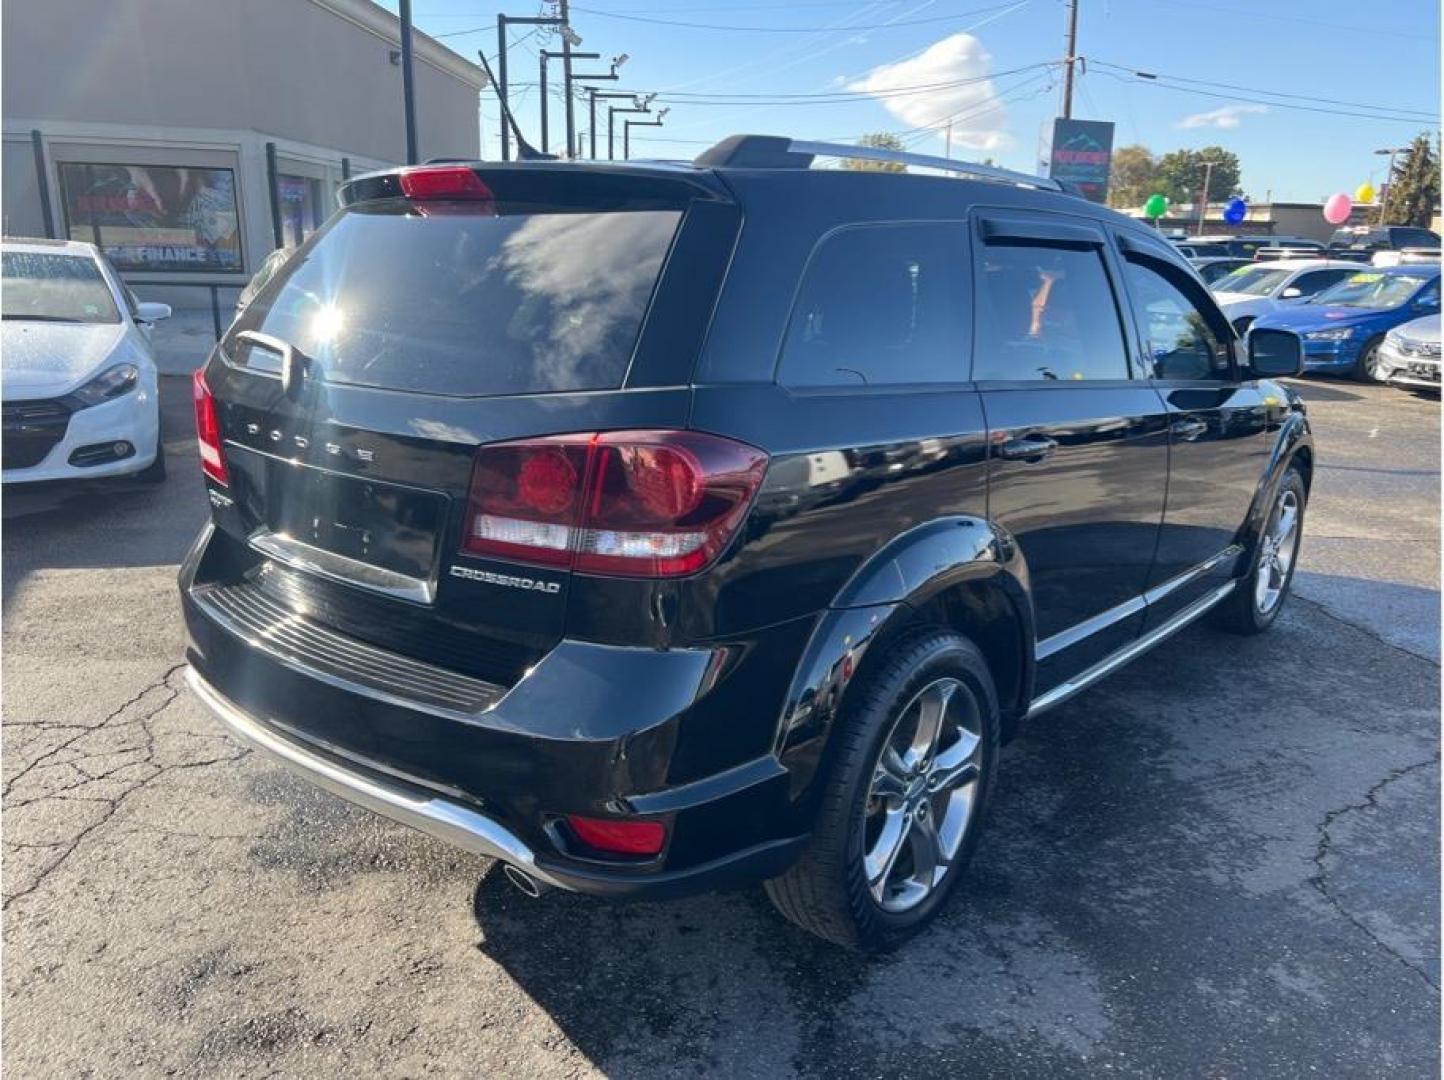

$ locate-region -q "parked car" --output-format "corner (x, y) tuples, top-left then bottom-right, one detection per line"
(1252, 265), (1441, 380)
(179, 142), (1313, 951)
(1328, 224), (1442, 258)
(1210, 259), (1362, 334)
(1191, 256), (1253, 285)
(1374, 313), (1440, 392)
(1370, 248), (1441, 267)
(1202, 235), (1324, 260)
(1172, 240), (1232, 258)
(2, 237), (169, 483)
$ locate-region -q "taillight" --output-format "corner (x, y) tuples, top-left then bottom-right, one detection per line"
(564, 814), (667, 857)
(398, 165), (494, 201)
(461, 431), (767, 578)
(192, 369), (228, 486)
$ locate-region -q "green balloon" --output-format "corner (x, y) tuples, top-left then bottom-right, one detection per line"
(1144, 193), (1169, 219)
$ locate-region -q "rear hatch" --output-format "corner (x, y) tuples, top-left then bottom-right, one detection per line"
(199, 162), (738, 686)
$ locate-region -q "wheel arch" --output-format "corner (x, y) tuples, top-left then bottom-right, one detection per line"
(773, 516), (1036, 814)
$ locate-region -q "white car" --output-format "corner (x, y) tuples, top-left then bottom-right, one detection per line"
(2, 238), (170, 483)
(1375, 313), (1440, 391)
(1210, 259), (1362, 334)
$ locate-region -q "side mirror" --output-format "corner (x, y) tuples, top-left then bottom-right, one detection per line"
(1248, 328), (1304, 378)
(1280, 286), (1303, 299)
(135, 301), (172, 323)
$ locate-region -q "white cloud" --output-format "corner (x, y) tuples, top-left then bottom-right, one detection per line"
(1176, 104), (1268, 130)
(847, 34), (1011, 152)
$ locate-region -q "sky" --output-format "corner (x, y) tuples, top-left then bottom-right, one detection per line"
(381, 0), (1441, 202)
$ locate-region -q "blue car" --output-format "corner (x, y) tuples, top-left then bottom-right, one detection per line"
(1252, 265), (1441, 380)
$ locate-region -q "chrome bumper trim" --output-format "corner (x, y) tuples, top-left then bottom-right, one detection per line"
(184, 666), (569, 889)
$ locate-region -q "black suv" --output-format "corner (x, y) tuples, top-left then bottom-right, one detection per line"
(180, 136), (1313, 950)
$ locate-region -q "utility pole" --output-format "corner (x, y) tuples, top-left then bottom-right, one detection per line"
(1375, 145), (1407, 224)
(399, 0), (419, 163)
(540, 49), (598, 155)
(944, 120), (953, 159)
(1196, 160), (1219, 236)
(1061, 0), (1079, 119)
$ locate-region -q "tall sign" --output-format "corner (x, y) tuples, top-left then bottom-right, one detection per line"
(1048, 118), (1115, 204)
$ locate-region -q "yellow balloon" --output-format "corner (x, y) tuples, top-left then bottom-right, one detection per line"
(1356, 182), (1376, 204)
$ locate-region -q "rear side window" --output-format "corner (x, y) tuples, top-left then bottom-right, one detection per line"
(230, 203), (681, 396)
(973, 242), (1130, 381)
(778, 223), (969, 388)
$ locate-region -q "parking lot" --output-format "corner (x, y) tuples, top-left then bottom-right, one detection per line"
(2, 375), (1438, 1076)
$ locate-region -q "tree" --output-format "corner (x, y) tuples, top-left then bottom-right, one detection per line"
(1381, 133), (1440, 228)
(1154, 147), (1243, 205)
(1108, 144), (1157, 208)
(844, 132), (907, 173)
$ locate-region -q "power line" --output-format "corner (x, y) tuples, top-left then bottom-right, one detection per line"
(1092, 61), (1440, 121)
(570, 1), (1023, 31)
(652, 62), (1055, 104)
(1093, 65), (1440, 125)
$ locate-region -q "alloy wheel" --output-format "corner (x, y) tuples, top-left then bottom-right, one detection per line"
(1255, 487), (1301, 615)
(862, 677), (983, 913)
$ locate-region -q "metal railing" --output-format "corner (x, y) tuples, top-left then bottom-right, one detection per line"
(129, 279), (237, 341)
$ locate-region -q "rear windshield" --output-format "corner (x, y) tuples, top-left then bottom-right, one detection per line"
(229, 201), (681, 396)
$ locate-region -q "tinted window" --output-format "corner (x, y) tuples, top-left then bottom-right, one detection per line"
(1392, 227), (1440, 249)
(1123, 257), (1232, 381)
(973, 242), (1129, 381)
(231, 203), (681, 397)
(778, 223), (969, 388)
(1289, 269), (1354, 297)
(1, 252), (120, 324)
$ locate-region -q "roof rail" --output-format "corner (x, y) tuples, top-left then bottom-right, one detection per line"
(693, 134), (1063, 192)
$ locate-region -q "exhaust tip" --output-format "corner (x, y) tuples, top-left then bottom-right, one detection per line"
(502, 863), (546, 898)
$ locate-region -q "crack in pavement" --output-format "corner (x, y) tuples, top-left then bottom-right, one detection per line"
(1289, 593), (1441, 668)
(2, 666), (251, 913)
(1309, 752), (1441, 994)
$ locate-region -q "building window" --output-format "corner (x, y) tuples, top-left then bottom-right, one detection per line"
(278, 174), (324, 248)
(58, 162), (242, 272)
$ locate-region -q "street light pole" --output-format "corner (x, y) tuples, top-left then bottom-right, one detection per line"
(624, 112), (666, 160)
(399, 0), (419, 163)
(1196, 160), (1219, 237)
(540, 50), (598, 156)
(1375, 145), (1407, 224)
(586, 88), (637, 159)
(608, 105), (649, 161)
(495, 12), (570, 161)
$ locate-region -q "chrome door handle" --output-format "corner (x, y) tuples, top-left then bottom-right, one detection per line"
(996, 435), (1059, 463)
(1170, 417), (1209, 441)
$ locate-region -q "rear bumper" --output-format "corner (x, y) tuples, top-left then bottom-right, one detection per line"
(180, 524), (815, 897)
(185, 666), (805, 897)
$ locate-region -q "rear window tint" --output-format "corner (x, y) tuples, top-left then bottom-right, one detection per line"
(230, 203), (681, 396)
(778, 223), (970, 388)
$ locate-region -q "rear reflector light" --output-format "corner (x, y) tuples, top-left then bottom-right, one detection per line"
(564, 815), (667, 857)
(461, 431), (767, 578)
(398, 165), (494, 201)
(192, 370), (228, 486)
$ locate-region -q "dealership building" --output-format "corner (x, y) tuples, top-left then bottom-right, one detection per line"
(2, 0), (483, 287)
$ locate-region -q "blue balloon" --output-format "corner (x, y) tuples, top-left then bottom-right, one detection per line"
(1223, 198), (1248, 225)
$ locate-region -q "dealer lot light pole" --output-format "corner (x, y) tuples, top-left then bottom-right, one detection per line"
(540, 49), (598, 155)
(624, 109), (668, 160)
(608, 102), (651, 161)
(496, 8), (577, 160)
(586, 88), (637, 160)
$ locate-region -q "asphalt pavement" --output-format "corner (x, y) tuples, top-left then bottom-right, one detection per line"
(2, 376), (1439, 1077)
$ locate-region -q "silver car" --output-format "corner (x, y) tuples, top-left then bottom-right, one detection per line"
(1375, 314), (1441, 392)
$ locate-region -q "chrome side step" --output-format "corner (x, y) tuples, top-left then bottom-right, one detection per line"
(1026, 581), (1236, 719)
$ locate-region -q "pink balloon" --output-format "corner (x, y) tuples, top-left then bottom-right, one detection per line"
(1323, 192), (1353, 225)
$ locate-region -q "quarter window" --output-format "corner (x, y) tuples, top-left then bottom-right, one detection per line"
(1123, 258), (1232, 381)
(778, 223), (969, 388)
(973, 242), (1130, 381)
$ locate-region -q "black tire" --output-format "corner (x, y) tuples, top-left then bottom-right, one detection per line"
(1353, 336), (1385, 382)
(134, 440), (166, 484)
(1212, 464), (1306, 635)
(764, 627), (1000, 951)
